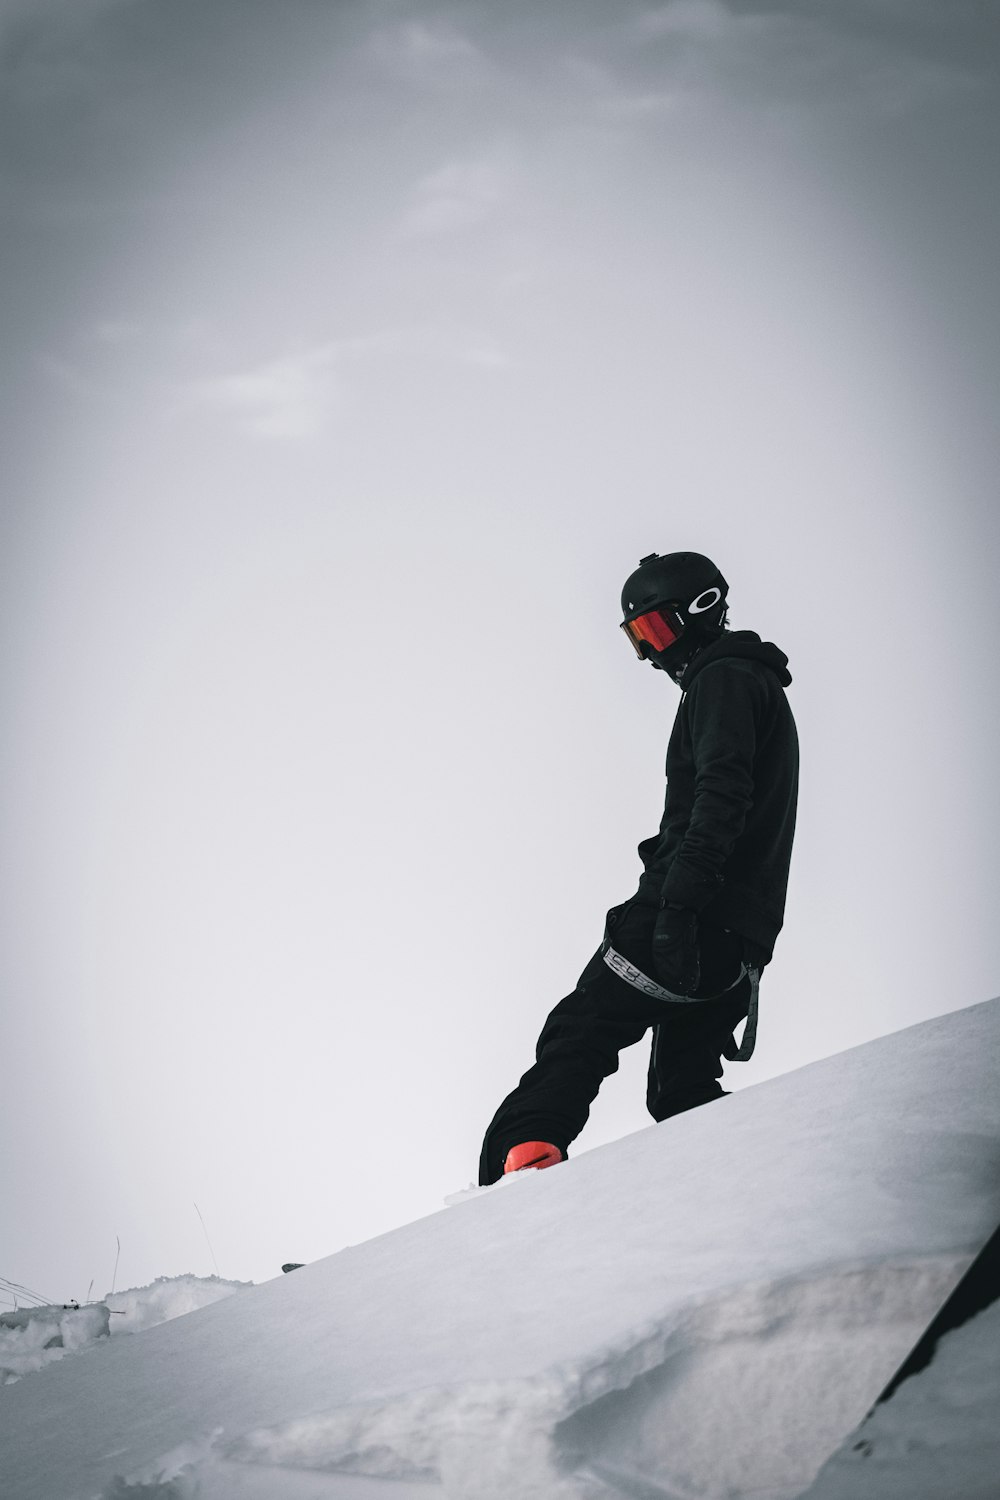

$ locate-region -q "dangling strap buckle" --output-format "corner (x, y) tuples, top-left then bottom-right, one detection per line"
(723, 966), (760, 1062)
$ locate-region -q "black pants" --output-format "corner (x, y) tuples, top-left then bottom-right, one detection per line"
(478, 900), (759, 1185)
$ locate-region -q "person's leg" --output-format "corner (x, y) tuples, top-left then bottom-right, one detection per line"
(645, 990), (751, 1119)
(645, 925), (754, 1122)
(479, 906), (659, 1184)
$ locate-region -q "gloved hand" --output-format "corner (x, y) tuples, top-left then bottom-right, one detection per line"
(652, 902), (701, 994)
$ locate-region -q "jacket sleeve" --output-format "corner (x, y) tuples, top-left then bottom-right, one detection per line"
(660, 661), (764, 910)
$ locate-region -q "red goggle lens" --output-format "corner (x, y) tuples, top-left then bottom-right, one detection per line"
(621, 606), (684, 657)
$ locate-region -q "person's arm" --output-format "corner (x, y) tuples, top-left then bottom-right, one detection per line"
(660, 661), (764, 912)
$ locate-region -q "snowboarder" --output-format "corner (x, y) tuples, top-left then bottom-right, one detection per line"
(479, 551), (799, 1184)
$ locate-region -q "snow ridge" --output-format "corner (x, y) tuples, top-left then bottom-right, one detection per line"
(0, 1276), (250, 1387)
(220, 1256), (965, 1500)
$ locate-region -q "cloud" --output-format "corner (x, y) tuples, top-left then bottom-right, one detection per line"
(603, 1), (978, 123)
(35, 320), (513, 437)
(368, 16), (486, 85)
(634, 0), (735, 42)
(0, 0), (124, 26)
(460, 343), (515, 372)
(35, 351), (113, 403)
(400, 152), (516, 238)
(335, 324), (516, 371)
(91, 319), (145, 345)
(390, 19), (481, 65)
(187, 345), (340, 441)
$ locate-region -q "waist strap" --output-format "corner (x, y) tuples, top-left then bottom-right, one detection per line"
(602, 946), (760, 1062)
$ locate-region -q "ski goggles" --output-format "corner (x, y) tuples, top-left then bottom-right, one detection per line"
(620, 603), (685, 657)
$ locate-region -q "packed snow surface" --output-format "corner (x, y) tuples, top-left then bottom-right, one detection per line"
(1, 998), (998, 1499)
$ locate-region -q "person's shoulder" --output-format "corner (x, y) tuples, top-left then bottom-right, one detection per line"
(686, 651), (782, 718)
(698, 635), (792, 690)
(690, 653), (769, 690)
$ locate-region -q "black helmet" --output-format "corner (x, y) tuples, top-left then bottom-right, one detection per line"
(620, 551), (729, 675)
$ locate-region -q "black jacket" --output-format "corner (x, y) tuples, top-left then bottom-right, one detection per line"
(634, 631), (799, 959)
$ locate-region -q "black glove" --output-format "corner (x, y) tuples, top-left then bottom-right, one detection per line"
(652, 902), (701, 994)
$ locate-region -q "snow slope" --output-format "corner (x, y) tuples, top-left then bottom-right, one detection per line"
(1, 998), (998, 1500)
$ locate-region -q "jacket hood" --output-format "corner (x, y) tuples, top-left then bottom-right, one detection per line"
(681, 631), (792, 690)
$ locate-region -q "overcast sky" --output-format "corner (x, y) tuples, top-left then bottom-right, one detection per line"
(2, 0), (999, 1301)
